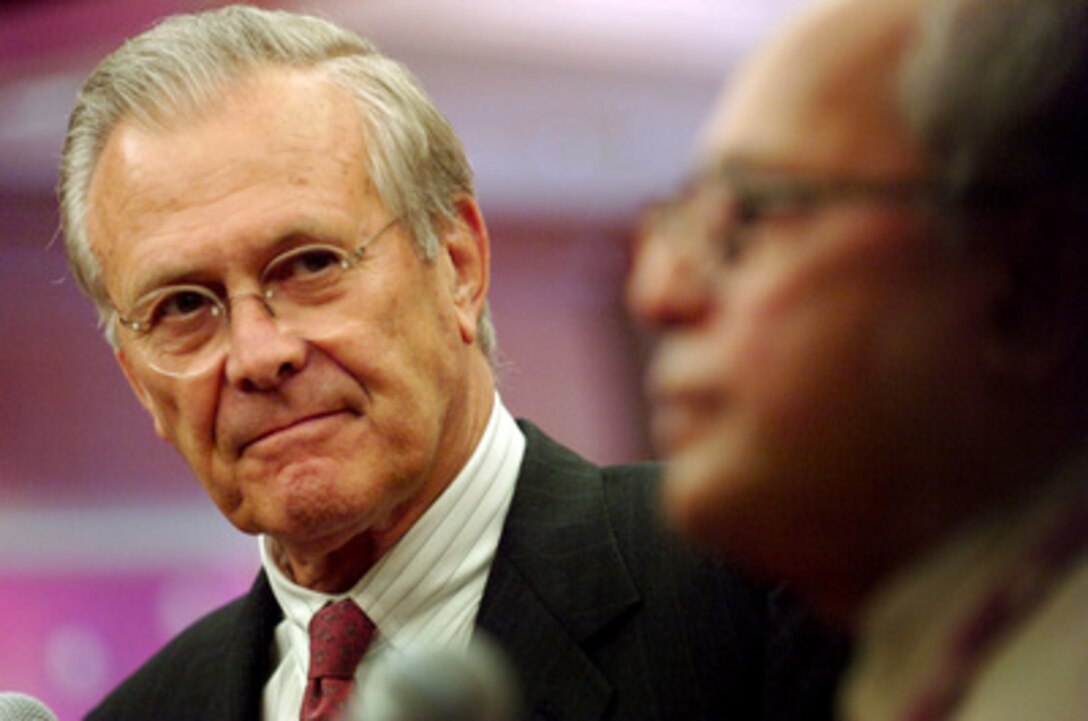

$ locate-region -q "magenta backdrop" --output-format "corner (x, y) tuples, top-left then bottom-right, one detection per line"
(0, 569), (255, 721)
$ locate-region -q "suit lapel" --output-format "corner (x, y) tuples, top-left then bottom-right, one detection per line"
(209, 571), (283, 720)
(215, 423), (639, 720)
(476, 421), (640, 721)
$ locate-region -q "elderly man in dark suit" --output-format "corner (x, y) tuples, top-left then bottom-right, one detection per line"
(59, 6), (844, 720)
(629, 0), (1088, 719)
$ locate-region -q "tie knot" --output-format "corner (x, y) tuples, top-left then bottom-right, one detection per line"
(307, 599), (375, 680)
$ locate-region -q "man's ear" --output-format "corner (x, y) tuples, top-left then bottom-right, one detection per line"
(442, 195), (490, 345)
(116, 348), (168, 440)
(983, 199), (1088, 384)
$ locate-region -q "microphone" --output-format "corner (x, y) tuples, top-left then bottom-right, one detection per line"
(348, 636), (520, 721)
(0, 694), (58, 721)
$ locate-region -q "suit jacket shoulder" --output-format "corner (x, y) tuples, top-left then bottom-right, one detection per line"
(476, 420), (846, 721)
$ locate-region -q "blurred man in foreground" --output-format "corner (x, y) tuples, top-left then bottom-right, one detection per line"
(59, 5), (845, 720)
(629, 0), (1088, 719)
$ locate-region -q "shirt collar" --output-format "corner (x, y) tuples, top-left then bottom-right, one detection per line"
(261, 392), (524, 651)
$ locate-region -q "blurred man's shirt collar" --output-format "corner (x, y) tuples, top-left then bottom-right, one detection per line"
(845, 455), (1088, 721)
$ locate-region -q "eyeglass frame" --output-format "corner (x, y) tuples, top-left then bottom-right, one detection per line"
(639, 161), (1021, 267)
(112, 215), (404, 377)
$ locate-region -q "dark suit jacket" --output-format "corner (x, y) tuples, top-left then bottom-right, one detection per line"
(87, 421), (846, 721)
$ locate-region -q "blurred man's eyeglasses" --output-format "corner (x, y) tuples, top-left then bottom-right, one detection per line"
(638, 162), (960, 269)
(114, 216), (402, 378)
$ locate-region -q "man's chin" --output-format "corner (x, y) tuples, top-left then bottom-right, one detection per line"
(661, 439), (741, 539)
(233, 489), (369, 554)
(659, 435), (786, 564)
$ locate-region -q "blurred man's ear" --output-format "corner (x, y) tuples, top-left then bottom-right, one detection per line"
(441, 195), (490, 346)
(116, 349), (168, 440)
(983, 195), (1088, 384)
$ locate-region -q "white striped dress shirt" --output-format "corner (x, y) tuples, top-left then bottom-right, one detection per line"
(260, 393), (525, 721)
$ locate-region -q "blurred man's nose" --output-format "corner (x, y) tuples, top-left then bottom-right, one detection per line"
(626, 237), (715, 329)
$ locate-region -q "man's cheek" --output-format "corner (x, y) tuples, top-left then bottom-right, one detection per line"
(151, 386), (215, 456)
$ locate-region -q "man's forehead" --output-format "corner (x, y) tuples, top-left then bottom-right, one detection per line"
(84, 66), (378, 294)
(107, 66), (355, 147)
(695, 0), (929, 177)
(87, 68), (368, 219)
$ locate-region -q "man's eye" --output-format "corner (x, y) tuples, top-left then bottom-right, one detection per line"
(734, 194), (764, 226)
(714, 193), (765, 264)
(265, 247), (347, 284)
(154, 290), (213, 321)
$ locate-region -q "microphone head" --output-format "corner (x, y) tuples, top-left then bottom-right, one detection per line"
(350, 635), (520, 721)
(0, 693), (58, 721)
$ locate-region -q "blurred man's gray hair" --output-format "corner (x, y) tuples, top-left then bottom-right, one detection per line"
(901, 0), (1088, 203)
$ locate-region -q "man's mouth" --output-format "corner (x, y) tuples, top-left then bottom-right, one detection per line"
(239, 409), (355, 455)
(646, 341), (731, 454)
(651, 392), (725, 454)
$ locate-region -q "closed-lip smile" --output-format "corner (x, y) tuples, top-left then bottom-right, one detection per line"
(240, 409), (353, 454)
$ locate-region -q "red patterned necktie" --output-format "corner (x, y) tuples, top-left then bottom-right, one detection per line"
(300, 598), (376, 721)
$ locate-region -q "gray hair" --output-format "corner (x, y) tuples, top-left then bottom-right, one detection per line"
(59, 4), (495, 357)
(901, 0), (1088, 202)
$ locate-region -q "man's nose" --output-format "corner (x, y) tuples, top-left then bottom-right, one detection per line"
(626, 236), (715, 328)
(223, 293), (308, 392)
